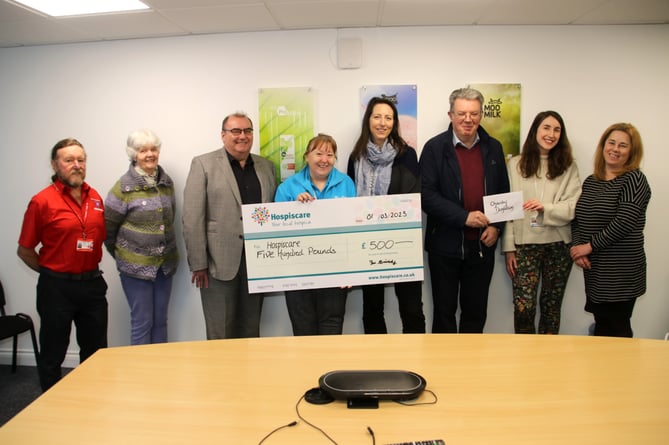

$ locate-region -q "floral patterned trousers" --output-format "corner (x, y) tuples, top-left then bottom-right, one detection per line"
(512, 242), (572, 334)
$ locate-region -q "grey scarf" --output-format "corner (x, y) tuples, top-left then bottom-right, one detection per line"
(354, 139), (396, 196)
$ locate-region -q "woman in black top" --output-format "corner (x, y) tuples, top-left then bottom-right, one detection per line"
(570, 123), (651, 337)
(347, 97), (426, 334)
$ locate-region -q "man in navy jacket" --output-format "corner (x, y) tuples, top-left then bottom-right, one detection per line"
(420, 87), (509, 333)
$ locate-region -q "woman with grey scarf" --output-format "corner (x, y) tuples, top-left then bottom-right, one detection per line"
(347, 97), (426, 334)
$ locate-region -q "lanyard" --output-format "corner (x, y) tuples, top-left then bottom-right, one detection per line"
(533, 161), (547, 202)
(54, 183), (89, 239)
(533, 176), (546, 202)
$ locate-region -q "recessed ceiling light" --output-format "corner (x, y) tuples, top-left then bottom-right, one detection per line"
(12, 0), (150, 17)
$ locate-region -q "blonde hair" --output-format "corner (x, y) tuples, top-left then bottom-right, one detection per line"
(593, 123), (643, 180)
(304, 133), (337, 160)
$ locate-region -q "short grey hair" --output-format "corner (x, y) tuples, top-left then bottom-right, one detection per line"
(449, 87), (484, 113)
(126, 129), (162, 162)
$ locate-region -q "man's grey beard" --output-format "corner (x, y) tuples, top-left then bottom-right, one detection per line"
(59, 171), (84, 188)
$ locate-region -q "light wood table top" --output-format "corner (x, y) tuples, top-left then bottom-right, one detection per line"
(1, 334), (668, 444)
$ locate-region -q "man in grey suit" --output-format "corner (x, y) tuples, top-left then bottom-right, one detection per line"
(183, 112), (276, 339)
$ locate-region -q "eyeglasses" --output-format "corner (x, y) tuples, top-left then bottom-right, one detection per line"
(223, 128), (254, 136)
(452, 111), (481, 120)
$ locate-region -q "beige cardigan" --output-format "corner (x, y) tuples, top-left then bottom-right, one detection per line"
(502, 155), (582, 252)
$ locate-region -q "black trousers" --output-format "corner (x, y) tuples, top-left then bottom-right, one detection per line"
(586, 298), (636, 338)
(428, 241), (495, 333)
(36, 273), (108, 391)
(362, 282), (425, 334)
(285, 287), (347, 336)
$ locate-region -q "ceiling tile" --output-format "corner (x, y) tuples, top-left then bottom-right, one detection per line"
(268, 1), (379, 28)
(159, 4), (278, 33)
(477, 0), (607, 25)
(0, 0), (667, 47)
(573, 0), (669, 24)
(0, 19), (95, 45)
(381, 0), (493, 26)
(59, 10), (187, 40)
(0, 0), (47, 22)
(144, 0), (255, 7)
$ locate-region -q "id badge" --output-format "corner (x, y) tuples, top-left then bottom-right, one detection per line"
(76, 238), (94, 252)
(529, 212), (543, 228)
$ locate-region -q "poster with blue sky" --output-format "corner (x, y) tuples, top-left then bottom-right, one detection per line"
(360, 85), (418, 149)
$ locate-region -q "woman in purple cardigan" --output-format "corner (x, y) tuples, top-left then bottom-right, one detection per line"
(104, 129), (179, 345)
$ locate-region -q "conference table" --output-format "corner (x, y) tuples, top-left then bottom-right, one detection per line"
(1, 334), (668, 444)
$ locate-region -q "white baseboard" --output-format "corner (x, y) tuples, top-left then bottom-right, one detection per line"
(0, 347), (79, 368)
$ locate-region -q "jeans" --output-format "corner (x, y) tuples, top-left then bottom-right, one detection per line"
(120, 269), (173, 345)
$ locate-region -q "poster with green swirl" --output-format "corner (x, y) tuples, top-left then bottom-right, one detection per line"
(469, 83), (521, 161)
(259, 87), (314, 184)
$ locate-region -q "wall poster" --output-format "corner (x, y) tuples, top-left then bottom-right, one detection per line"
(469, 83), (521, 160)
(360, 85), (418, 150)
(259, 87), (315, 184)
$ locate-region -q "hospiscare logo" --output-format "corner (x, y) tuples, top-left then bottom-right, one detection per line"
(250, 206), (271, 226)
(250, 206), (312, 226)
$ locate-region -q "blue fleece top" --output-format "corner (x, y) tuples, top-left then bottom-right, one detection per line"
(274, 165), (356, 202)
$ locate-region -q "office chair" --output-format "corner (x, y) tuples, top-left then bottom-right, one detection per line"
(0, 280), (39, 373)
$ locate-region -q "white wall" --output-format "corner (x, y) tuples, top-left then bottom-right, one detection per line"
(1, 24), (668, 365)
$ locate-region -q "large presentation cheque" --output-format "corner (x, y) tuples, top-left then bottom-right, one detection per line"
(242, 193), (424, 293)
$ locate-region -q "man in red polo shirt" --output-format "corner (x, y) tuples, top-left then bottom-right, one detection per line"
(18, 138), (108, 392)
